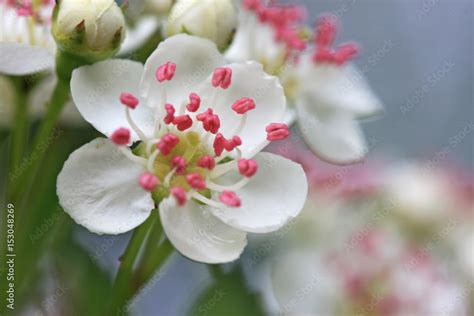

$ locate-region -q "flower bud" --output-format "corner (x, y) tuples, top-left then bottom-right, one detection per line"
(166, 0), (237, 50)
(145, 0), (175, 16)
(52, 0), (126, 61)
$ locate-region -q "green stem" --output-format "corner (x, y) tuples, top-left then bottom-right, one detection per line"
(10, 77), (29, 172)
(10, 51), (84, 202)
(107, 212), (156, 315)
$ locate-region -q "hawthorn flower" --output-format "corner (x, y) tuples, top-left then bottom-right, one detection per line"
(226, 0), (382, 164)
(0, 0), (56, 75)
(57, 34), (307, 264)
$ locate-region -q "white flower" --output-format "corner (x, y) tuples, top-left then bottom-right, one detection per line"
(57, 34), (307, 264)
(53, 0), (125, 59)
(165, 0), (237, 49)
(226, 1), (382, 164)
(0, 0), (56, 75)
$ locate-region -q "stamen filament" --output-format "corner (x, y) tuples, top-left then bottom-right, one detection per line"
(126, 107), (148, 142)
(206, 178), (250, 192)
(147, 149), (160, 172)
(119, 147), (147, 167)
(163, 168), (177, 187)
(190, 191), (224, 209)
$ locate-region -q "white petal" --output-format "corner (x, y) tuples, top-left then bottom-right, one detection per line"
(28, 75), (86, 126)
(0, 43), (54, 75)
(71, 59), (155, 141)
(296, 99), (368, 164)
(57, 138), (154, 235)
(210, 152), (307, 233)
(159, 197), (247, 264)
(297, 55), (382, 118)
(140, 34), (225, 110)
(199, 62), (286, 158)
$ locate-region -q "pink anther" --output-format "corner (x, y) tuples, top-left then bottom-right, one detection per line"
(196, 108), (220, 134)
(173, 115), (193, 131)
(163, 103), (176, 124)
(186, 173), (206, 190)
(315, 15), (337, 48)
(186, 93), (201, 112)
(238, 159), (258, 177)
(156, 62), (176, 82)
(157, 133), (180, 156)
(171, 156), (187, 175)
(120, 92), (139, 109)
(197, 156), (216, 170)
(171, 187), (187, 206)
(139, 173), (159, 192)
(212, 67), (232, 89)
(231, 98), (256, 114)
(266, 123), (289, 141)
(334, 43), (359, 65)
(111, 128), (131, 145)
(219, 191), (241, 207)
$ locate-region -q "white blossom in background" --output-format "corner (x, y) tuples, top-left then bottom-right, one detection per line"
(57, 34), (307, 264)
(0, 0), (56, 75)
(165, 0), (237, 50)
(226, 0), (383, 164)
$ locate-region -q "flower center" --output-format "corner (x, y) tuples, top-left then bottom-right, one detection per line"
(112, 62), (289, 208)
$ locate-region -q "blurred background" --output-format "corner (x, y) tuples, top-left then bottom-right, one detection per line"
(126, 0), (474, 314)
(0, 0), (472, 315)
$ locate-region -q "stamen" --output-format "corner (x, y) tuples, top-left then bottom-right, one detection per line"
(163, 168), (177, 187)
(243, 0), (261, 11)
(146, 138), (161, 156)
(266, 123), (289, 141)
(147, 149), (160, 172)
(213, 134), (242, 157)
(173, 114), (193, 131)
(197, 108), (220, 134)
(171, 187), (187, 206)
(156, 62), (176, 82)
(334, 43), (359, 65)
(125, 107), (148, 142)
(212, 67), (232, 89)
(120, 92), (139, 109)
(163, 103), (175, 124)
(207, 177), (250, 192)
(157, 133), (180, 156)
(219, 191), (241, 207)
(186, 93), (201, 112)
(231, 97), (256, 114)
(139, 173), (159, 192)
(189, 191), (223, 209)
(238, 159), (258, 177)
(197, 156), (216, 170)
(119, 147), (148, 167)
(171, 156), (187, 175)
(213, 133), (226, 157)
(111, 128), (131, 145)
(315, 15), (337, 48)
(186, 173), (206, 190)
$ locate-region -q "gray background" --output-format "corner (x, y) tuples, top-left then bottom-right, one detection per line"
(302, 0), (473, 168)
